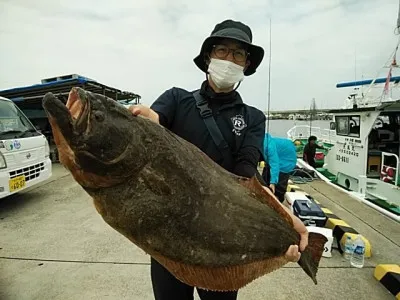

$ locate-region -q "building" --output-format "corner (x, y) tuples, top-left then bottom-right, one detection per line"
(0, 74), (142, 162)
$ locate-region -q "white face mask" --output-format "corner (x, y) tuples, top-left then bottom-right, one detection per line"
(207, 58), (245, 89)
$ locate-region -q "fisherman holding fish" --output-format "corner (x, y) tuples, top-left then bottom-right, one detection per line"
(128, 19), (310, 300)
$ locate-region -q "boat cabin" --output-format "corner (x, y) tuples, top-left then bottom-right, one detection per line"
(328, 100), (400, 191)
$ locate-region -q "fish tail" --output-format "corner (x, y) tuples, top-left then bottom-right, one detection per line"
(297, 232), (327, 284)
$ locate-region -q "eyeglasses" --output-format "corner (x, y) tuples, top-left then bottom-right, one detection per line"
(212, 45), (249, 62)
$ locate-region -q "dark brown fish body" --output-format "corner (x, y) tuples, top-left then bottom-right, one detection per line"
(42, 87), (327, 291)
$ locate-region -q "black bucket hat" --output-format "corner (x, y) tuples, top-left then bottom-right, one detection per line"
(193, 19), (265, 76)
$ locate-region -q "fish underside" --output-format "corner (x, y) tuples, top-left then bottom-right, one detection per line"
(42, 87), (327, 291)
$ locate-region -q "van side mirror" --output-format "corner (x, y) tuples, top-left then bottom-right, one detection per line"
(330, 122), (336, 130)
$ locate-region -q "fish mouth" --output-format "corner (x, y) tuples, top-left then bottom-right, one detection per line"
(66, 87), (90, 134)
(42, 87), (90, 141)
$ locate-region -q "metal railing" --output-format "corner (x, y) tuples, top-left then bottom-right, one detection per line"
(380, 152), (400, 186)
(287, 125), (337, 144)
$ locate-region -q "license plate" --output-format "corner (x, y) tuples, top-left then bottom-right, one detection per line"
(9, 175), (26, 192)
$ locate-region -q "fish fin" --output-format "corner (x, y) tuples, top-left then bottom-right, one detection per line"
(237, 175), (293, 226)
(238, 176), (327, 284)
(151, 252), (288, 291)
(297, 232), (327, 284)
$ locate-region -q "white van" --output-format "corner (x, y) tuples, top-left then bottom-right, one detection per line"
(0, 96), (52, 198)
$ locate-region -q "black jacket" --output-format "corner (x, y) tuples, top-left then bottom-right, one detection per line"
(150, 80), (266, 182)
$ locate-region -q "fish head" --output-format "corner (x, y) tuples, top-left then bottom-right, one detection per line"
(42, 87), (145, 188)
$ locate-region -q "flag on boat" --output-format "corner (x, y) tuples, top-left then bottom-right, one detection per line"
(383, 66), (392, 95)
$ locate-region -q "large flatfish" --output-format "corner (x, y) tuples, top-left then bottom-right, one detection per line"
(42, 87), (327, 291)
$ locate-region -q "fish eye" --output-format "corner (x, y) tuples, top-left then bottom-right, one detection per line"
(94, 111), (105, 122)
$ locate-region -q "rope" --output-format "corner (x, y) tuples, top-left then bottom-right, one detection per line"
(361, 37), (400, 102)
(379, 38), (400, 101)
(289, 168), (317, 184)
(289, 176), (314, 184)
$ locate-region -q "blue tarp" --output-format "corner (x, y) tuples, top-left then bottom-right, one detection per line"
(0, 76), (92, 97)
(0, 74), (140, 105)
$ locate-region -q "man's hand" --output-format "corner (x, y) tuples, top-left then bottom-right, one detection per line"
(285, 245), (301, 262)
(128, 104), (159, 124)
(283, 212), (309, 262)
(261, 186), (309, 262)
(290, 212), (309, 252)
(269, 184), (275, 193)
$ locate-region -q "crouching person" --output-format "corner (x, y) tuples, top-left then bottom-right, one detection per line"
(262, 133), (297, 202)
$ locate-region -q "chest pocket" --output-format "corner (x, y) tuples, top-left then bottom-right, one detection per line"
(221, 108), (249, 158)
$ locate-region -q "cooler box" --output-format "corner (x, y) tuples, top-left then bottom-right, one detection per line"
(293, 199), (327, 227)
(283, 192), (311, 212)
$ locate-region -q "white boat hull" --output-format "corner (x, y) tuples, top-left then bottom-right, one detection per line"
(295, 158), (400, 223)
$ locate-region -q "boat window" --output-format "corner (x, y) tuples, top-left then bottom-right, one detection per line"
(335, 115), (361, 137)
(371, 112), (400, 154)
(373, 116), (390, 129)
(349, 116), (360, 137)
(335, 116), (349, 136)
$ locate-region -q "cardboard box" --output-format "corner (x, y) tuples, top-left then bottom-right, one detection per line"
(306, 226), (333, 258)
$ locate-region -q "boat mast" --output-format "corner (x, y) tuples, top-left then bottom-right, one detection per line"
(309, 98), (316, 137)
(396, 0), (400, 35)
(266, 17), (272, 134)
(264, 17), (272, 163)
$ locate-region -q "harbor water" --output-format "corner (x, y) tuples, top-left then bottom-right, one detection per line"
(266, 119), (331, 138)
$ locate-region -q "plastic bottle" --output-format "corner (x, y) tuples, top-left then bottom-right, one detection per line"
(350, 235), (365, 268)
(343, 236), (353, 260)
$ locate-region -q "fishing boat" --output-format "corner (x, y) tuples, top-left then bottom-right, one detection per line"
(287, 13), (400, 222)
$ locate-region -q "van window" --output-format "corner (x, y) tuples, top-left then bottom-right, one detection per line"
(0, 100), (36, 137)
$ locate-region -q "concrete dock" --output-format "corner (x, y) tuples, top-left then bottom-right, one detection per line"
(1, 164), (399, 300)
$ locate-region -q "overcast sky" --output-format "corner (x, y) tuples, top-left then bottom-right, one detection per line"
(0, 0), (399, 112)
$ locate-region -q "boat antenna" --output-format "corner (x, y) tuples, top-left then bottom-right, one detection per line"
(264, 17), (272, 170)
(354, 47), (357, 83)
(309, 98), (316, 137)
(396, 0), (400, 35)
(309, 99), (312, 137)
(355, 1), (400, 106)
(266, 17), (272, 134)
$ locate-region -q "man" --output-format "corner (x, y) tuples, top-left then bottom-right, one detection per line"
(262, 133), (297, 203)
(303, 135), (326, 169)
(129, 19), (308, 300)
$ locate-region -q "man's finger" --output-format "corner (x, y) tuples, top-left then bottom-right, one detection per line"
(293, 245), (301, 262)
(292, 245), (298, 256)
(296, 252), (301, 262)
(299, 232), (309, 252)
(285, 245), (300, 262)
(129, 106), (141, 116)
